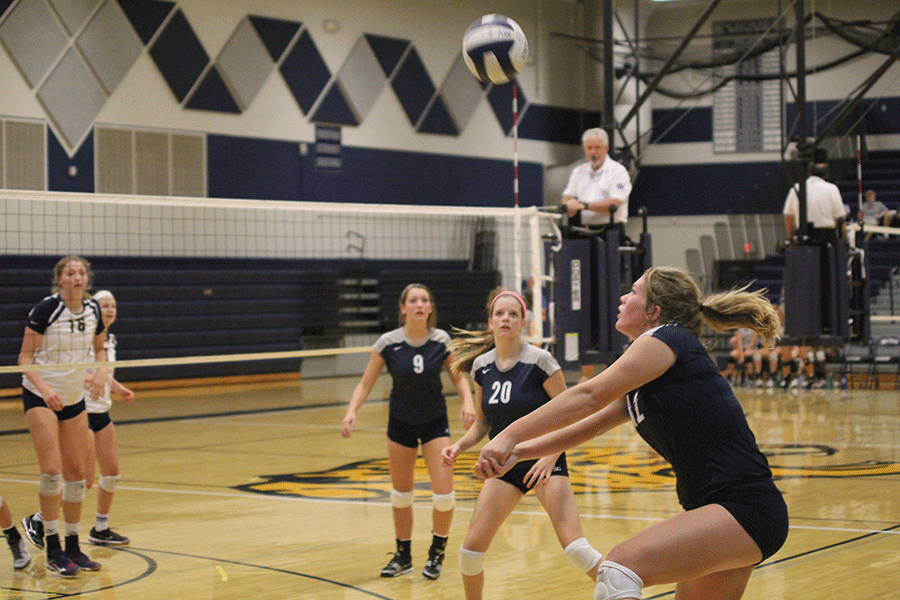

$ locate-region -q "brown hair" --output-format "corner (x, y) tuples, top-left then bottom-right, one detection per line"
(643, 267), (782, 349)
(52, 255), (94, 300)
(397, 283), (437, 329)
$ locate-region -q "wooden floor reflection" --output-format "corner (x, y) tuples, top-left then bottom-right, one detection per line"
(0, 374), (897, 599)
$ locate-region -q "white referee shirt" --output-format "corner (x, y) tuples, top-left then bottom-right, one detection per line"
(562, 155), (632, 225)
(782, 175), (845, 229)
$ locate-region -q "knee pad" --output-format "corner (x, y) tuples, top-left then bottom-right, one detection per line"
(432, 491), (455, 512)
(390, 489), (414, 509)
(595, 561), (643, 600)
(98, 475), (120, 493)
(807, 351), (815, 363)
(459, 546), (486, 576)
(39, 474), (62, 498)
(62, 480), (86, 503)
(815, 349), (826, 362)
(565, 537), (603, 572)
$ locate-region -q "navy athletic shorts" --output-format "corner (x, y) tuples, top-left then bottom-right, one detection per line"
(707, 479), (789, 562)
(499, 453), (569, 495)
(23, 388), (85, 421)
(88, 411), (113, 433)
(387, 414), (450, 448)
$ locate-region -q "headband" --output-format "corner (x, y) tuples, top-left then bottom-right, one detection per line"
(490, 290), (527, 315)
(92, 290), (114, 302)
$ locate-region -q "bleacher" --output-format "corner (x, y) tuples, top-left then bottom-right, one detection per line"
(1, 256), (499, 389)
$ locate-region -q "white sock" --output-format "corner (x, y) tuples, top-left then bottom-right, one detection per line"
(94, 514), (110, 531)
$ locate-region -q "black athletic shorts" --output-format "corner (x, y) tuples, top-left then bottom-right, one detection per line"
(88, 411), (113, 433)
(499, 453), (569, 495)
(23, 388), (85, 421)
(387, 414), (450, 449)
(706, 479), (789, 562)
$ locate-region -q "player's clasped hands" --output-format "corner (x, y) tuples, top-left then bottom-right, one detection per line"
(473, 434), (517, 480)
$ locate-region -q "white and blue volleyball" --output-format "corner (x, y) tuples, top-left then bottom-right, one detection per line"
(462, 14), (528, 85)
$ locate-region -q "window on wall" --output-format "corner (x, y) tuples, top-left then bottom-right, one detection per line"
(2, 119), (46, 190)
(95, 126), (206, 196)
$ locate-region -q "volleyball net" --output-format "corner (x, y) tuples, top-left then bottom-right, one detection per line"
(1, 189), (561, 390)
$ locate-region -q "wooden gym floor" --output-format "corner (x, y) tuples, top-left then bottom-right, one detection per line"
(0, 372), (897, 599)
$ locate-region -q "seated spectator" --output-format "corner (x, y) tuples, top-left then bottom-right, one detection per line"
(859, 189), (897, 238)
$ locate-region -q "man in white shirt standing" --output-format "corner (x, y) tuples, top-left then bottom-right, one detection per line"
(562, 128), (632, 231)
(782, 162), (846, 243)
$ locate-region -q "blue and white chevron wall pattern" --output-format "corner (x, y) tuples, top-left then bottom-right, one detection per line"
(0, 0), (573, 155)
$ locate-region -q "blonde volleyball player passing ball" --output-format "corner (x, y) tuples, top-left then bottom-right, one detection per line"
(477, 268), (789, 600)
(341, 283), (475, 580)
(443, 291), (603, 600)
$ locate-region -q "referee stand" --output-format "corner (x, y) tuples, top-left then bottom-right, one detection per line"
(545, 205), (653, 371)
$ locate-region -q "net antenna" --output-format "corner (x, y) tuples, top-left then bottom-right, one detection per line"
(513, 83), (522, 289)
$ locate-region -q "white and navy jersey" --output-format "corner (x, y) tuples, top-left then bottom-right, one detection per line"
(22, 293), (104, 406)
(624, 324), (773, 510)
(85, 333), (117, 414)
(373, 328), (451, 425)
(471, 344), (561, 439)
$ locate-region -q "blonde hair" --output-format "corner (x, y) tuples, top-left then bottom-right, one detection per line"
(397, 283), (437, 329)
(52, 255), (94, 300)
(643, 267), (782, 349)
(448, 290), (524, 374)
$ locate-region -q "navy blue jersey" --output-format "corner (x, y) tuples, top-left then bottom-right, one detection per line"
(624, 325), (774, 510)
(471, 344), (560, 439)
(373, 328), (450, 425)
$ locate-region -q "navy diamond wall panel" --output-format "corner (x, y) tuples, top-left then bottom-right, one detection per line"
(311, 83), (360, 126)
(279, 29), (331, 115)
(149, 9), (210, 103)
(117, 0), (174, 45)
(391, 47), (435, 127)
(365, 34), (409, 78)
(186, 66), (241, 113)
(418, 96), (458, 136)
(248, 15), (300, 62)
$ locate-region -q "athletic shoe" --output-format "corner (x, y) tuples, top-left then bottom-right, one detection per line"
(422, 545), (445, 580)
(380, 552), (413, 577)
(8, 536), (31, 570)
(89, 527), (129, 546)
(67, 549), (101, 572)
(46, 549), (80, 578)
(21, 515), (43, 550)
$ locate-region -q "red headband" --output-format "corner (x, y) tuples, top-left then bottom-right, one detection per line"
(490, 291), (527, 315)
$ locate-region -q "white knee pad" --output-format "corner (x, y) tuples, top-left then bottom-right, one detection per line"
(815, 349), (826, 362)
(807, 350), (815, 363)
(459, 546), (486, 576)
(98, 475), (120, 493)
(565, 537), (603, 572)
(432, 491), (455, 512)
(62, 480), (87, 503)
(39, 474), (62, 498)
(594, 560), (643, 600)
(390, 489), (414, 509)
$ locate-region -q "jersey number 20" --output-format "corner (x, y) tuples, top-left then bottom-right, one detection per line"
(487, 380), (512, 404)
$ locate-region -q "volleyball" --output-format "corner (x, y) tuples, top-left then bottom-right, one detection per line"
(462, 14), (528, 85)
